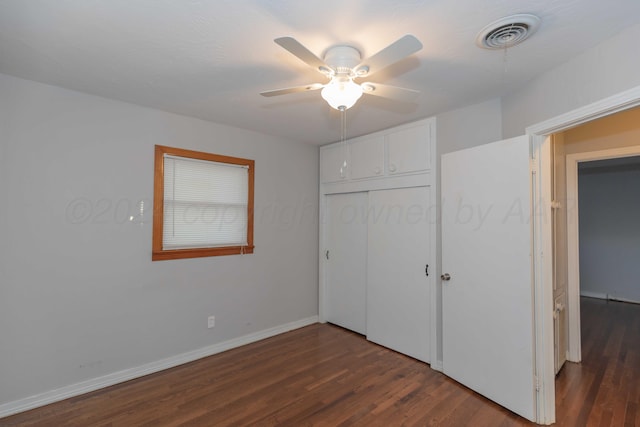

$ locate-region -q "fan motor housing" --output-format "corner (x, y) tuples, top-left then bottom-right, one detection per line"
(323, 45), (362, 74)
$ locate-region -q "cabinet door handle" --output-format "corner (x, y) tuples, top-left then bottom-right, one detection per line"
(389, 163), (397, 173)
(374, 166), (381, 175)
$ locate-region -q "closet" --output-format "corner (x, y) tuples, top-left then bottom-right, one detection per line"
(319, 118), (435, 363)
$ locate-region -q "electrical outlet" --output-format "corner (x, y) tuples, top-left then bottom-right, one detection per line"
(207, 316), (215, 329)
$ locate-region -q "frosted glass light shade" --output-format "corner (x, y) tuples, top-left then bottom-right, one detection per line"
(321, 78), (363, 110)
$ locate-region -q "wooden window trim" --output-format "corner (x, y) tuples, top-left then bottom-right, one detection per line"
(152, 145), (254, 261)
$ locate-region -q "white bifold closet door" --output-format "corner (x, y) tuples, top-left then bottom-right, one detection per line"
(366, 186), (431, 362)
(325, 192), (368, 335)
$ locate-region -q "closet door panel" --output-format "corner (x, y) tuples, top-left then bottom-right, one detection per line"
(366, 186), (431, 362)
(325, 192), (368, 334)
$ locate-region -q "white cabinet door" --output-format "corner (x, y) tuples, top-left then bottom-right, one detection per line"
(366, 186), (431, 362)
(325, 192), (368, 334)
(350, 136), (385, 180)
(441, 135), (536, 421)
(387, 124), (430, 175)
(320, 144), (349, 183)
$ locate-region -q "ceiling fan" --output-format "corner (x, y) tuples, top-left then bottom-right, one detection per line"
(261, 35), (423, 110)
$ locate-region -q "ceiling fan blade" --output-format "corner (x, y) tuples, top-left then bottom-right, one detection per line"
(355, 35), (422, 77)
(260, 83), (324, 97)
(274, 37), (332, 75)
(361, 82), (420, 102)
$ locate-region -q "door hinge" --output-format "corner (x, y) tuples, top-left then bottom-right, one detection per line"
(425, 264), (429, 277)
(530, 158), (538, 173)
(535, 376), (540, 392)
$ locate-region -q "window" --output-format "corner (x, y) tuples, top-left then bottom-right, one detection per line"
(152, 145), (254, 261)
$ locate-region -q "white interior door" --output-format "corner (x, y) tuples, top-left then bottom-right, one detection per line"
(441, 136), (536, 421)
(325, 192), (368, 334)
(367, 186), (431, 362)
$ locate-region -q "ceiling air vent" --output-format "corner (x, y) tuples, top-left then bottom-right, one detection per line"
(476, 14), (541, 49)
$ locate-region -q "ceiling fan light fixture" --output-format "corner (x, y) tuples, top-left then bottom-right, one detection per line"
(262, 35), (422, 106)
(321, 78), (363, 110)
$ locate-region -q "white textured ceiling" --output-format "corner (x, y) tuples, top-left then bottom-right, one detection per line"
(2, 0), (640, 145)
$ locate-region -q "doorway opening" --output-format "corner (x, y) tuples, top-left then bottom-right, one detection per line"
(575, 156), (640, 301)
(526, 87), (640, 424)
(556, 148), (640, 422)
(539, 106), (640, 424)
(552, 106), (640, 364)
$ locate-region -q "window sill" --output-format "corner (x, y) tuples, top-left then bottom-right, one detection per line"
(152, 245), (255, 261)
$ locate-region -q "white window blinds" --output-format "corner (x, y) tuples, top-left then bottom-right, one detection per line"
(163, 154), (249, 250)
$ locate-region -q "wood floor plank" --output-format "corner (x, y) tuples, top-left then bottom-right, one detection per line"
(563, 297), (640, 427)
(2, 297), (638, 426)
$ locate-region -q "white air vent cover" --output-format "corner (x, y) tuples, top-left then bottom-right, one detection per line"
(476, 14), (541, 49)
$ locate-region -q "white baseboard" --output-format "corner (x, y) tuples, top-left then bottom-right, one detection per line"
(580, 290), (607, 300)
(431, 360), (444, 372)
(0, 316), (318, 419)
(580, 291), (640, 304)
(608, 295), (640, 304)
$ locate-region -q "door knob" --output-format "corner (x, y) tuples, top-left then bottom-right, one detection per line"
(441, 273), (451, 281)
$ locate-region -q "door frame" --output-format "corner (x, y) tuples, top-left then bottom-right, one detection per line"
(526, 85), (640, 424)
(565, 145), (640, 362)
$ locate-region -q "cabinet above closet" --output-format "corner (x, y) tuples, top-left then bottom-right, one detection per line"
(320, 118), (433, 187)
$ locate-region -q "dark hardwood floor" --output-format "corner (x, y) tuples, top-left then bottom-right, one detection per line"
(2, 297), (638, 426)
(553, 297), (640, 427)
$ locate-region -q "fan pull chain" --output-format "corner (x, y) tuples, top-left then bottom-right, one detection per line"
(502, 23), (514, 78)
(502, 42), (509, 77)
(339, 106), (347, 178)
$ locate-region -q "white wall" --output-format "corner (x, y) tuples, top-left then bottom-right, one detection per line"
(578, 166), (640, 303)
(502, 23), (640, 137)
(436, 98), (503, 156)
(0, 73), (319, 408)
